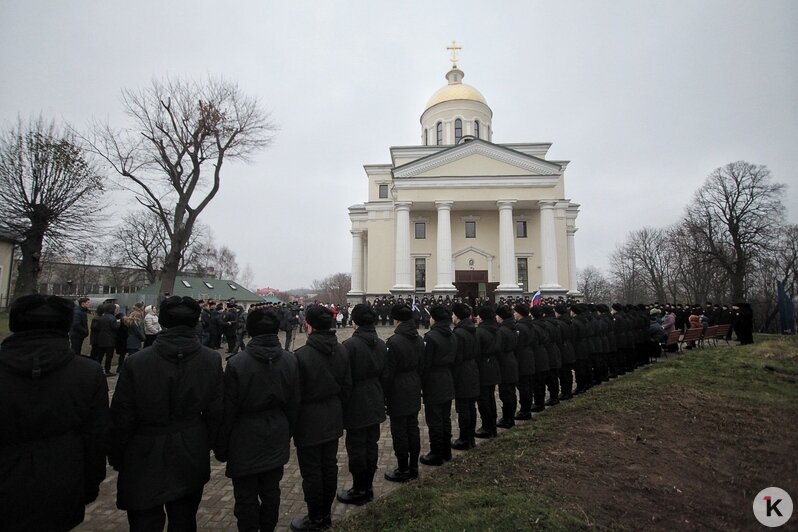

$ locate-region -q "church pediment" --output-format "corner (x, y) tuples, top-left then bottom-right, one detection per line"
(392, 140), (562, 179)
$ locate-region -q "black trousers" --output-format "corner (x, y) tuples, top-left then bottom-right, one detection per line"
(69, 335), (85, 356)
(560, 363), (574, 397)
(574, 359), (590, 391)
(477, 385), (497, 435)
(94, 346), (115, 373)
(345, 424), (380, 490)
(389, 413), (420, 471)
(532, 371), (547, 407)
(498, 383), (517, 421)
(424, 400), (452, 459)
(296, 440), (338, 520)
(226, 332), (236, 353)
(517, 374), (533, 413)
(232, 467), (283, 532)
(546, 368), (560, 401)
(454, 397), (477, 441)
(116, 347), (128, 373)
(127, 489), (202, 532)
(284, 329), (294, 351)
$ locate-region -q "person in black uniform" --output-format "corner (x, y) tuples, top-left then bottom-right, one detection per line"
(512, 303), (535, 419)
(216, 307), (300, 532)
(450, 302), (480, 450)
(383, 304), (423, 482)
(109, 296), (223, 532)
(495, 305), (519, 428)
(475, 306), (501, 437)
(290, 306), (352, 532)
(337, 304), (387, 506)
(419, 305), (457, 466)
(539, 306), (562, 407)
(555, 304), (576, 400)
(0, 295), (109, 532)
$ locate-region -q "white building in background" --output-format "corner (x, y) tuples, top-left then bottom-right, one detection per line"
(348, 44), (580, 304)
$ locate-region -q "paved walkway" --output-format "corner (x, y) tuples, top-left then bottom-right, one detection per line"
(78, 325), (523, 531)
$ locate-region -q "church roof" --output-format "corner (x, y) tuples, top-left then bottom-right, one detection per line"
(424, 66), (489, 111)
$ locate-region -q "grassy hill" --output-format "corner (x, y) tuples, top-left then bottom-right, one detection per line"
(337, 336), (798, 531)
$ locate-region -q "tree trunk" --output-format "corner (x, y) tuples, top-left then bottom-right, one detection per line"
(14, 224), (47, 300)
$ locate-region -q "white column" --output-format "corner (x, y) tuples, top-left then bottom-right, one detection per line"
(348, 230), (364, 296)
(496, 200), (521, 292)
(433, 200), (457, 293)
(392, 202), (413, 292)
(567, 227), (579, 294)
(539, 200), (562, 289)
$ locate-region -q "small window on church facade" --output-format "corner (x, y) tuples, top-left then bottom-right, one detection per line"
(415, 222), (426, 239)
(436, 122), (443, 145)
(455, 119), (463, 144)
(378, 184), (388, 199)
(515, 220), (527, 238)
(474, 120), (480, 139)
(465, 221), (476, 238)
(517, 258), (529, 292)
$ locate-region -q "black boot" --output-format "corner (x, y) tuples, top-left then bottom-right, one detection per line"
(336, 486), (373, 505)
(496, 418), (515, 429)
(419, 452), (446, 466)
(290, 515), (327, 532)
(514, 411), (532, 420)
(451, 438), (474, 450)
(384, 467), (417, 482)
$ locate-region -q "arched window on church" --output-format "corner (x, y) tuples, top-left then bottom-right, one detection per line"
(474, 120), (480, 139)
(436, 122), (443, 145)
(455, 119), (463, 144)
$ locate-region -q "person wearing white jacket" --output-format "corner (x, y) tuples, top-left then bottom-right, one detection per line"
(143, 305), (161, 347)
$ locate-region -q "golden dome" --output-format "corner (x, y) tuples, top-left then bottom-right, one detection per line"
(425, 67), (489, 110)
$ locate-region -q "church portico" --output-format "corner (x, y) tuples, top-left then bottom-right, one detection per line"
(348, 44), (580, 304)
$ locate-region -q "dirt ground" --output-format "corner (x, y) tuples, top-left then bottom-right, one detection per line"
(522, 387), (798, 530)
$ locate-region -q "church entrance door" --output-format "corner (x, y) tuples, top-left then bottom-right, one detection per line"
(454, 270), (497, 304)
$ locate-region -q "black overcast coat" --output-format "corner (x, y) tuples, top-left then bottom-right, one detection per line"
(109, 326), (223, 511)
(452, 318), (480, 400)
(514, 317), (535, 376)
(293, 330), (352, 447)
(341, 326), (387, 430)
(383, 320), (423, 417)
(475, 319), (502, 386)
(422, 321), (456, 405)
(497, 319), (519, 384)
(216, 334), (299, 479)
(0, 330), (109, 532)
(522, 316), (550, 373)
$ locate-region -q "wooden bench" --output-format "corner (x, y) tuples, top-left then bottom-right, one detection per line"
(679, 328), (704, 352)
(700, 325), (719, 348)
(713, 324), (732, 346)
(663, 330), (681, 354)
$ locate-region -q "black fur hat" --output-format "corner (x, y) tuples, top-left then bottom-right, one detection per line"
(390, 303), (413, 322)
(477, 305), (496, 321)
(246, 308), (281, 336)
(452, 302), (471, 320)
(429, 305), (451, 322)
(351, 304), (376, 326)
(9, 294), (74, 333)
(305, 304), (333, 330)
(496, 305), (513, 320)
(513, 302), (529, 316)
(159, 296), (201, 328)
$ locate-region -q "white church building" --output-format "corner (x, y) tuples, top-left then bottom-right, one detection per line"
(348, 44), (580, 304)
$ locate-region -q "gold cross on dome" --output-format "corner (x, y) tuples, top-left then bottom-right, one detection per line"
(446, 40), (462, 67)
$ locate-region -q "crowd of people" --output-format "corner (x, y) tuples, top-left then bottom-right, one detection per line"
(0, 292), (757, 532)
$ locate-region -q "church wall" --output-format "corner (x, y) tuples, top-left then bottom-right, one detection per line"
(451, 211), (500, 282)
(364, 217), (394, 296)
(409, 210), (437, 293)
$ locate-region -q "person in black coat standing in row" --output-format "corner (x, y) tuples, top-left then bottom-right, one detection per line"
(290, 305), (352, 532)
(337, 304), (387, 506)
(419, 305), (457, 466)
(496, 305), (519, 428)
(475, 306), (502, 438)
(69, 296), (90, 355)
(512, 303), (535, 420)
(382, 303), (424, 482)
(216, 307), (300, 532)
(109, 296), (224, 532)
(0, 295), (110, 532)
(92, 302), (120, 376)
(450, 302), (480, 450)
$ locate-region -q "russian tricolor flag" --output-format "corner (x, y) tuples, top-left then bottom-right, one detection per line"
(531, 290), (542, 307)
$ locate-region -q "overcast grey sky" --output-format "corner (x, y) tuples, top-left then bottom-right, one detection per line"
(2, 0), (796, 289)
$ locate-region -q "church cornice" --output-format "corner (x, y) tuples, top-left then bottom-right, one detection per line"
(392, 139), (562, 178)
(392, 175), (559, 189)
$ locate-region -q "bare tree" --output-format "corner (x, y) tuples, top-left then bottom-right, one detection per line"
(238, 263), (255, 290)
(577, 265), (612, 303)
(90, 77), (275, 296)
(684, 161), (785, 302)
(310, 273), (352, 305)
(0, 117), (105, 298)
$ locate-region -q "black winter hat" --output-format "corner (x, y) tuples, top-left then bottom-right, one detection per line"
(530, 306), (544, 319)
(452, 302), (471, 320)
(513, 302), (529, 316)
(246, 308), (280, 336)
(496, 305), (513, 320)
(9, 294), (74, 333)
(429, 305), (451, 322)
(351, 304), (376, 326)
(159, 296), (201, 328)
(612, 303), (624, 312)
(477, 306), (496, 321)
(555, 304), (568, 316)
(305, 305), (333, 330)
(390, 303), (413, 322)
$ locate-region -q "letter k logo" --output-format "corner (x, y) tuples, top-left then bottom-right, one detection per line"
(764, 496), (784, 517)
